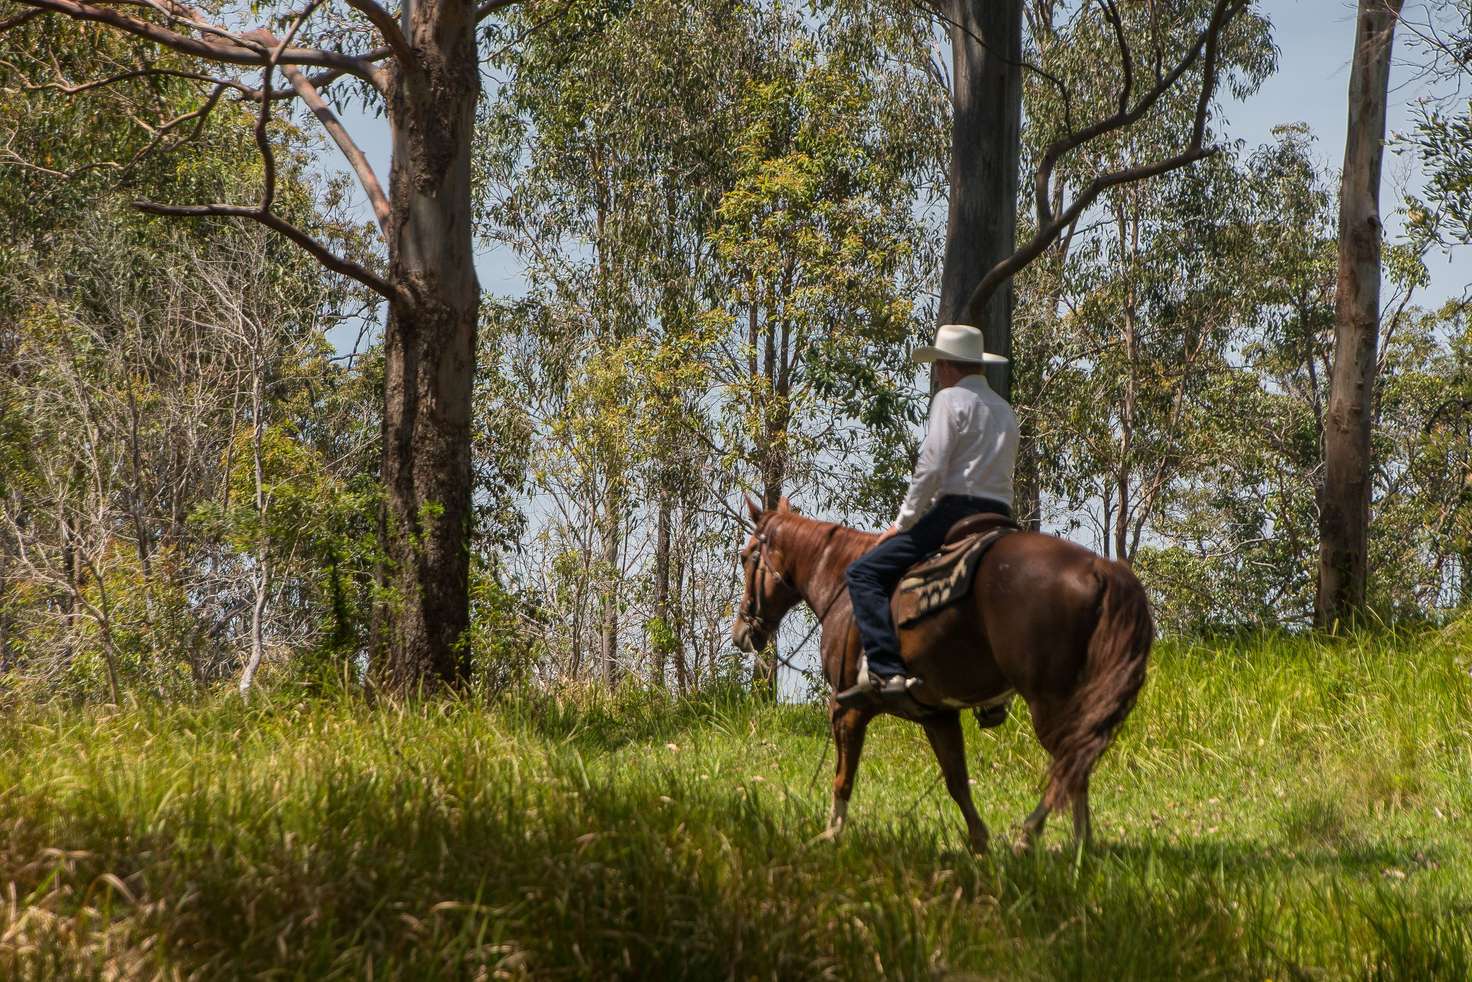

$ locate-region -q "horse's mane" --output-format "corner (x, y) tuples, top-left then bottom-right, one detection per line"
(760, 510), (877, 567)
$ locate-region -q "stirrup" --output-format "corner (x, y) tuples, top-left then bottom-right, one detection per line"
(973, 700), (1010, 729)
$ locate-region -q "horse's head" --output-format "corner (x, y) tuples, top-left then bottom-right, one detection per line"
(732, 495), (804, 654)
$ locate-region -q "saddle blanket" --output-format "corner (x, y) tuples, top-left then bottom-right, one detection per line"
(893, 517), (1018, 628)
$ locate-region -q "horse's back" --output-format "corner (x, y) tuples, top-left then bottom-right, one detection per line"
(898, 531), (1109, 704)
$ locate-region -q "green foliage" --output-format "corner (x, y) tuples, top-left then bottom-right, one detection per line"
(0, 19), (258, 240)
(466, 559), (544, 691)
(1, 627), (1470, 976)
(6, 0), (1472, 698)
(706, 20), (940, 514)
(1016, 109), (1472, 630)
(1406, 70), (1472, 248)
(0, 20), (383, 697)
(476, 0), (944, 684)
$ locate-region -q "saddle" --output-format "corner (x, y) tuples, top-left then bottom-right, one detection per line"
(892, 513), (1018, 628)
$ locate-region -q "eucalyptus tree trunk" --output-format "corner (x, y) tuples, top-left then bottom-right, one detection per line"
(239, 355), (269, 698)
(57, 515), (82, 668)
(1115, 241), (1139, 564)
(940, 0), (1022, 399)
(600, 482), (622, 689)
(672, 540), (690, 694)
(1317, 0), (1403, 629)
(653, 498), (671, 689)
(375, 0), (481, 690)
(753, 315), (790, 699)
(0, 552), (9, 673)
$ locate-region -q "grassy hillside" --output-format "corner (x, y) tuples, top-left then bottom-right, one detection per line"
(2, 627), (1471, 979)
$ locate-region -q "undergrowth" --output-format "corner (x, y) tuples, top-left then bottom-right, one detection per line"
(1, 627), (1470, 979)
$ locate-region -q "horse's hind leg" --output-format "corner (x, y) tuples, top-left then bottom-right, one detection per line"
(922, 712), (989, 854)
(1014, 697), (1065, 853)
(823, 706), (871, 839)
(1071, 778), (1091, 848)
(1014, 798), (1050, 853)
(1013, 790), (1087, 852)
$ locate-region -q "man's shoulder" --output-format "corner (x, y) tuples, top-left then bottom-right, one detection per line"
(947, 377), (1006, 407)
(949, 378), (1017, 428)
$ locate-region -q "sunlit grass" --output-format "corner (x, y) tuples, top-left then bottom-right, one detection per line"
(2, 626), (1470, 978)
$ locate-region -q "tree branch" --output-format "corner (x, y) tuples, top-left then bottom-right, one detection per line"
(131, 81), (228, 169)
(134, 199), (397, 299)
(22, 65), (247, 97)
(283, 64), (391, 240)
(251, 55), (390, 101)
(12, 0), (384, 87)
(14, 0), (396, 301)
(341, 0), (415, 68)
(965, 0), (1246, 325)
(0, 6), (42, 29)
(1098, 0), (1133, 118)
(1033, 0), (1235, 232)
(239, 2), (326, 227)
(127, 0), (396, 300)
(0, 73), (228, 187)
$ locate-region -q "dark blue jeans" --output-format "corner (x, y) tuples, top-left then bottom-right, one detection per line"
(845, 495), (1011, 679)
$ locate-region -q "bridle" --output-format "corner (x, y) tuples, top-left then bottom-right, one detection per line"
(739, 522), (837, 640)
(735, 516), (853, 682)
(739, 528), (789, 643)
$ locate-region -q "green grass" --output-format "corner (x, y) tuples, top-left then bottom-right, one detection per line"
(2, 626), (1471, 979)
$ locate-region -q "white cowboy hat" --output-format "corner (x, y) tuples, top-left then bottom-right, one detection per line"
(910, 324), (1008, 365)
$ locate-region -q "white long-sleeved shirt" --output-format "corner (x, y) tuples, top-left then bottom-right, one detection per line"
(894, 374), (1019, 530)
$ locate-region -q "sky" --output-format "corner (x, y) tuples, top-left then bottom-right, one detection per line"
(1223, 0), (1469, 307)
(326, 0), (1472, 317)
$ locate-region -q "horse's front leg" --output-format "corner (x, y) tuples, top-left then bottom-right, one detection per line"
(922, 711), (989, 853)
(822, 705), (871, 839)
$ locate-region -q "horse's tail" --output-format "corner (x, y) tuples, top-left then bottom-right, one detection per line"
(1043, 558), (1154, 810)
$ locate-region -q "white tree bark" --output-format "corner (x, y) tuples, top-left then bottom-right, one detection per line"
(239, 315), (271, 697)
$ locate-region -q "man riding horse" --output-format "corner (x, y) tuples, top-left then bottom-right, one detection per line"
(837, 323), (1018, 712)
(732, 323), (1152, 852)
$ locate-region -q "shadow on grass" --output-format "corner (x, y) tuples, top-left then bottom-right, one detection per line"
(9, 765), (1467, 982)
(1090, 837), (1441, 879)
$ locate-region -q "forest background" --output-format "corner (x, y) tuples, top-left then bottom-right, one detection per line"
(3, 0), (1472, 702)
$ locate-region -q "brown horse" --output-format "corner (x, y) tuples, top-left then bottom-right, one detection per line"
(732, 498), (1153, 853)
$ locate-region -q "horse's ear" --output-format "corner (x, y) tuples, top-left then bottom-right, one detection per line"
(745, 494), (762, 522)
(778, 496), (794, 513)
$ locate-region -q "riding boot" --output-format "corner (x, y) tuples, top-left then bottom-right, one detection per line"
(835, 664), (915, 708)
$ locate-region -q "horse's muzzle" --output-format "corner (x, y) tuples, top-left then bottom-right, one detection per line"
(731, 618), (763, 654)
